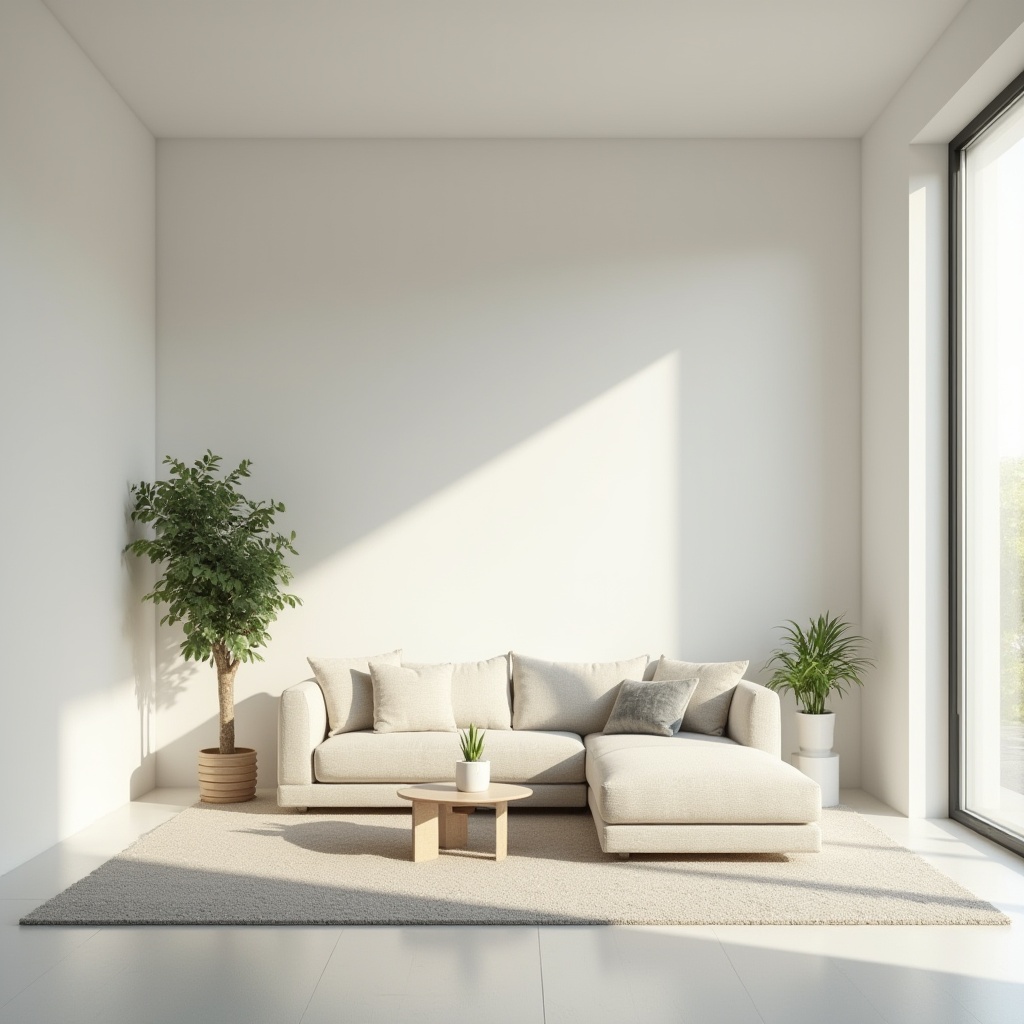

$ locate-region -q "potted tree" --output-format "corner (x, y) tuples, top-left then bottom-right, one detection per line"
(126, 452), (300, 803)
(763, 612), (873, 756)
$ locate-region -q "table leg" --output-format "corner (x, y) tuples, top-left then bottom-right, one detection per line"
(439, 804), (469, 849)
(494, 801), (508, 861)
(411, 801), (439, 862)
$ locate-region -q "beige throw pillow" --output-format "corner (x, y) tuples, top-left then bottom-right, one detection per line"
(406, 655), (512, 730)
(370, 662), (458, 733)
(511, 653), (649, 735)
(652, 657), (748, 736)
(307, 650), (402, 736)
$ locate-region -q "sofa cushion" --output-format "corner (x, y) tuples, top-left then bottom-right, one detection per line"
(511, 653), (649, 735)
(314, 729), (586, 784)
(307, 650), (402, 736)
(370, 663), (458, 733)
(603, 677), (699, 736)
(406, 655), (512, 730)
(584, 732), (820, 825)
(652, 657), (748, 736)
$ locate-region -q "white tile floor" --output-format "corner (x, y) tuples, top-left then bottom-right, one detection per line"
(1, 789), (1022, 1024)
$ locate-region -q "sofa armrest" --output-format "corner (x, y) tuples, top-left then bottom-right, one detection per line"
(278, 679), (328, 786)
(726, 679), (781, 758)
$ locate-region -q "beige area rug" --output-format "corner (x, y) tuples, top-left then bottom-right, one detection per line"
(21, 799), (1009, 927)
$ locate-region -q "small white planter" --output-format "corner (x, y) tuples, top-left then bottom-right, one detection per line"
(796, 711), (836, 756)
(455, 760), (490, 793)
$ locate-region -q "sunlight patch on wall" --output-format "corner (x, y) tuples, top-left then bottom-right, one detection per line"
(58, 679), (149, 837)
(295, 351), (682, 662)
(152, 353), (682, 781)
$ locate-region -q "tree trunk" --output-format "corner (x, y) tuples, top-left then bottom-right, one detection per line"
(212, 642), (240, 755)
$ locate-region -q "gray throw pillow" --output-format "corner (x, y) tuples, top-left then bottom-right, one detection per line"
(652, 657), (748, 736)
(603, 678), (700, 736)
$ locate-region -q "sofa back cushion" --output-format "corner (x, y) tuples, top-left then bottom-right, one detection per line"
(511, 653), (649, 735)
(307, 650), (402, 736)
(370, 663), (458, 733)
(406, 654), (512, 730)
(652, 657), (749, 736)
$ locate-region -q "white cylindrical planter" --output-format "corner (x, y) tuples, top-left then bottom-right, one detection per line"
(455, 760), (490, 793)
(793, 752), (840, 807)
(796, 711), (835, 755)
(793, 712), (838, 807)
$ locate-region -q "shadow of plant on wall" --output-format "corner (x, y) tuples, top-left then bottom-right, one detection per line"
(123, 494), (194, 715)
(155, 692), (279, 784)
(154, 620), (201, 711)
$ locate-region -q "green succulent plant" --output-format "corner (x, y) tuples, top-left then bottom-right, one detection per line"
(763, 612), (873, 715)
(459, 724), (486, 762)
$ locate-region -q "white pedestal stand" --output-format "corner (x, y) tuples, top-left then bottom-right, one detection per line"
(792, 752), (839, 807)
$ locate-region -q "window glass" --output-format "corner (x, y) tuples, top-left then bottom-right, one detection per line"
(960, 92), (1024, 844)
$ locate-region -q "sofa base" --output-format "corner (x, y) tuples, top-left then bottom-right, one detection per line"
(588, 791), (822, 855)
(278, 782), (588, 810)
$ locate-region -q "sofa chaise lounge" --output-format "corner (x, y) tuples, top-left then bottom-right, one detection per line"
(278, 651), (821, 855)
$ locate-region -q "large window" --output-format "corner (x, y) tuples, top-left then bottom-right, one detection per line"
(951, 70), (1024, 856)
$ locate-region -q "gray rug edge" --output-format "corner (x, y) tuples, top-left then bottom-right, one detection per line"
(21, 914), (1011, 928)
(19, 802), (1012, 928)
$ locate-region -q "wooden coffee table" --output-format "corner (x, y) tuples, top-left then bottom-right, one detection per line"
(397, 782), (533, 862)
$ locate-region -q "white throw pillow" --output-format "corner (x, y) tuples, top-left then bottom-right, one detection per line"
(370, 662), (458, 733)
(406, 655), (512, 730)
(652, 657), (749, 736)
(307, 650), (403, 736)
(511, 653), (649, 735)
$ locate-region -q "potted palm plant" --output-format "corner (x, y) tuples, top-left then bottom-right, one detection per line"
(126, 452), (300, 803)
(456, 724), (489, 792)
(764, 612), (873, 756)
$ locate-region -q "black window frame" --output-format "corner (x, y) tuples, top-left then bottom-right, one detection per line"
(949, 66), (1024, 859)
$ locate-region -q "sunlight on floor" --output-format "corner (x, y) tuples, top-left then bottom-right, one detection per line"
(1, 787), (1022, 1024)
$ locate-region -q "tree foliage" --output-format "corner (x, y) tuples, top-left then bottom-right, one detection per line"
(125, 452), (300, 671)
(763, 612), (873, 715)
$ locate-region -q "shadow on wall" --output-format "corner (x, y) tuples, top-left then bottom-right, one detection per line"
(157, 692), (280, 787)
(154, 618), (200, 711)
(153, 141), (863, 788)
(158, 141), (860, 579)
(124, 501), (157, 799)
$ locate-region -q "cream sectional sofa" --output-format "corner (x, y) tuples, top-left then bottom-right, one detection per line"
(277, 652), (822, 855)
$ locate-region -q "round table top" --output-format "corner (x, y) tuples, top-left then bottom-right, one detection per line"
(397, 782), (533, 805)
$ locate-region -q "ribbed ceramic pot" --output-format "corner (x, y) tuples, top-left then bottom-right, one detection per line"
(198, 747), (257, 803)
(455, 760), (490, 793)
(795, 712), (835, 756)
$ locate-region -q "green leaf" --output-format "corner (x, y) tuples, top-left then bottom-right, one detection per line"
(459, 724), (486, 761)
(763, 612), (873, 714)
(125, 451), (301, 698)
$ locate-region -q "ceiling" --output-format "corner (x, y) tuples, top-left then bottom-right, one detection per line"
(42, 0), (970, 138)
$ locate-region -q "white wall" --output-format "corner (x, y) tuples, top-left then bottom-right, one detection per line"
(0, 0), (155, 873)
(156, 139), (862, 787)
(861, 0), (1024, 816)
